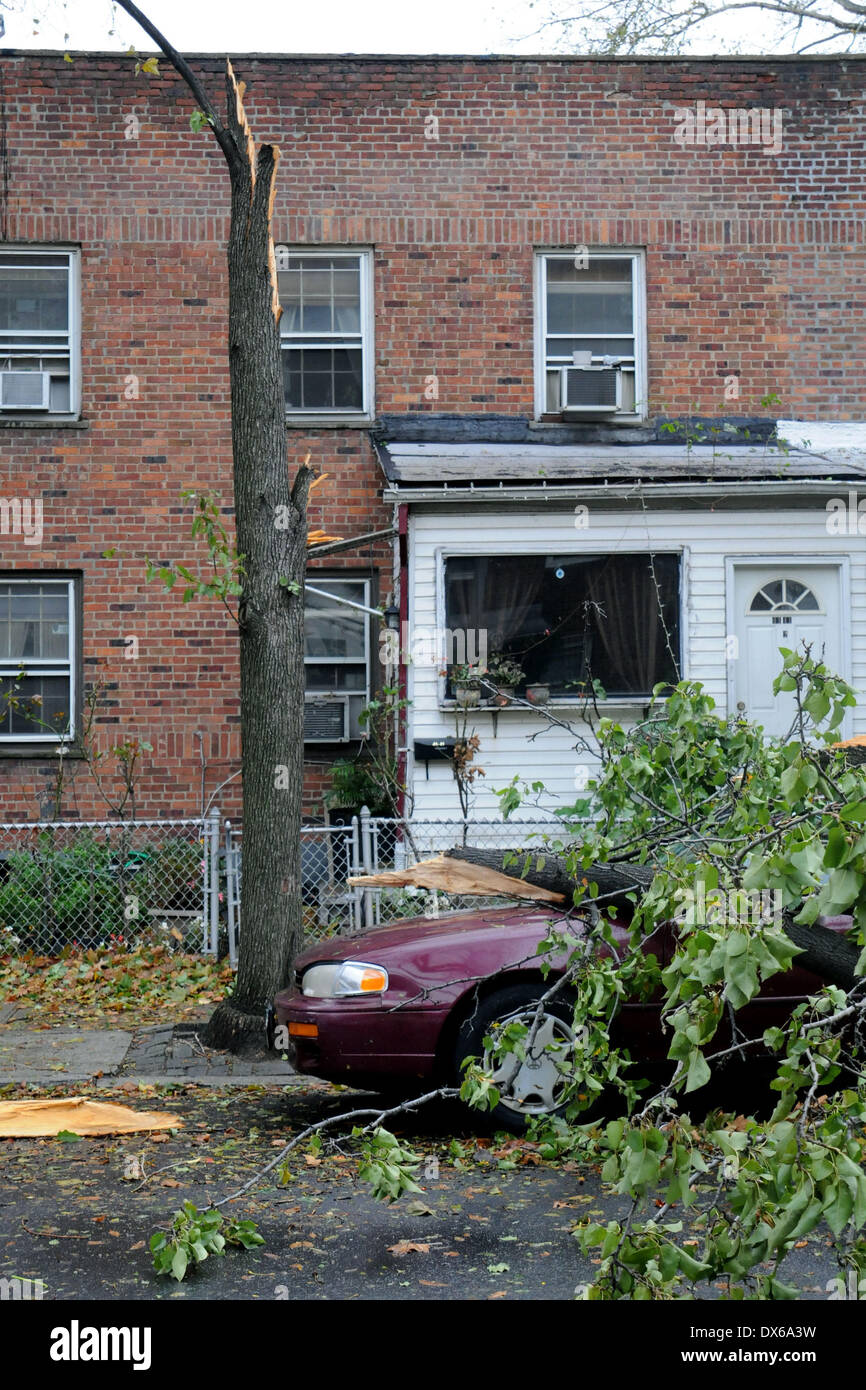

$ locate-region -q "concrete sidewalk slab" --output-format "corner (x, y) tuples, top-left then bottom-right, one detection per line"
(0, 1022), (300, 1087)
(0, 1028), (132, 1082)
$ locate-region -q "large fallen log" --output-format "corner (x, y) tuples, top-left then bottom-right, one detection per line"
(445, 846), (861, 992)
(349, 853), (565, 904)
(443, 845), (654, 905)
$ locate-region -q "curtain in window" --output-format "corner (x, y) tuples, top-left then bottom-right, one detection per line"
(484, 559), (544, 651)
(447, 558), (544, 656)
(586, 560), (666, 693)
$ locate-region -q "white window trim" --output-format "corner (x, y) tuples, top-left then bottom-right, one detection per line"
(533, 248), (647, 423)
(435, 542), (682, 708)
(0, 246), (81, 421)
(279, 247), (374, 425)
(304, 576), (372, 742)
(0, 576), (77, 742)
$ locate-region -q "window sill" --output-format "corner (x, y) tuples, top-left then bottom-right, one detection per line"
(531, 415), (647, 428)
(0, 416), (88, 429)
(286, 414), (375, 430)
(440, 698), (652, 718)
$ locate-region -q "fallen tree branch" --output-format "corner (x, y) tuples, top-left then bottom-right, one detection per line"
(210, 1087), (459, 1211)
(445, 846), (861, 991)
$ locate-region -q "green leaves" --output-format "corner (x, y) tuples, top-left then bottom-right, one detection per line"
(685, 1049), (711, 1093)
(493, 651), (866, 1301)
(822, 868), (863, 914)
(144, 491), (245, 617)
(151, 1202), (262, 1281)
(356, 1127), (424, 1203)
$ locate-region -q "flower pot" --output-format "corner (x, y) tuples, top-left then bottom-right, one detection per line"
(491, 684), (516, 707)
(526, 683), (550, 706)
(455, 684), (481, 708)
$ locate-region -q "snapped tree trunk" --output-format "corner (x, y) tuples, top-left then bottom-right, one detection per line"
(206, 66), (312, 1052)
(445, 846), (861, 991)
(112, 4), (312, 1054)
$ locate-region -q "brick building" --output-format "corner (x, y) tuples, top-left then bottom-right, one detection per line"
(0, 50), (864, 824)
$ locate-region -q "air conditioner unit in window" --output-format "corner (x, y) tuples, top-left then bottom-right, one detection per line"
(304, 694), (350, 743)
(0, 370), (51, 410)
(560, 366), (621, 413)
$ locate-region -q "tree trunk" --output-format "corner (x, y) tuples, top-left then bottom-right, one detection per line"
(206, 66), (312, 1053)
(445, 846), (861, 991)
(111, 13), (314, 1054)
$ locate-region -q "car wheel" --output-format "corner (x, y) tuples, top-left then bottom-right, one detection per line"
(453, 983), (578, 1132)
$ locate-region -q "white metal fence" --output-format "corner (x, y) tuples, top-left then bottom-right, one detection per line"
(223, 808), (566, 965)
(0, 809), (567, 960)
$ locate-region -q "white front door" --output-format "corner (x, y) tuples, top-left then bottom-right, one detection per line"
(732, 565), (843, 738)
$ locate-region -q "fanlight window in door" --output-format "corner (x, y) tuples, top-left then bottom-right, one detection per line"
(748, 579), (821, 614)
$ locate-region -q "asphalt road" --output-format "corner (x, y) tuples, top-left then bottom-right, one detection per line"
(0, 1080), (846, 1302)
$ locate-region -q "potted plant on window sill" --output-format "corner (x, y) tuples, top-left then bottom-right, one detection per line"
(485, 654), (525, 707)
(450, 661), (485, 708)
(526, 682), (551, 707)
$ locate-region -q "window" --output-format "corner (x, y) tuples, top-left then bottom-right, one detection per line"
(278, 250), (373, 418)
(749, 579), (821, 613)
(444, 552), (680, 700)
(0, 248), (80, 418)
(304, 578), (371, 741)
(536, 251), (645, 418)
(0, 578), (77, 741)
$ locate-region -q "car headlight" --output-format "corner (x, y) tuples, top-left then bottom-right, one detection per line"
(302, 961), (389, 998)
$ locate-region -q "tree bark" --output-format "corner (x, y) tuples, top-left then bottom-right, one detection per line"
(206, 65), (311, 1053)
(113, 4), (311, 1054)
(445, 846), (861, 991)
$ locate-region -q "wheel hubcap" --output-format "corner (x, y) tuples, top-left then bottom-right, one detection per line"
(484, 1006), (576, 1116)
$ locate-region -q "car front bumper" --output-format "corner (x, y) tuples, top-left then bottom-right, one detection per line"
(272, 986), (445, 1087)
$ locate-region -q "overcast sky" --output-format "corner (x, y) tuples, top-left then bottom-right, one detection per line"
(0, 0), (823, 57)
(3, 0), (563, 54)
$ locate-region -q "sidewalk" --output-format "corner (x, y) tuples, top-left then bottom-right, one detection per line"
(0, 1022), (301, 1087)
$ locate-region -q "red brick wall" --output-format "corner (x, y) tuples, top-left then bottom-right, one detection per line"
(0, 52), (862, 820)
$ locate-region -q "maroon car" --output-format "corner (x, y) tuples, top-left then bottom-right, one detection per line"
(269, 904), (849, 1130)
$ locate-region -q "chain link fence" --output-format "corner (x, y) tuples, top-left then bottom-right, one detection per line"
(223, 809), (569, 964)
(0, 818), (209, 956)
(0, 809), (572, 960)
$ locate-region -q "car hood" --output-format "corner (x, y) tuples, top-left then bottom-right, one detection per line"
(295, 905), (573, 967)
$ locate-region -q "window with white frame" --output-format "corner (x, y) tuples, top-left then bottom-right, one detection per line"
(0, 578), (76, 741)
(278, 251), (373, 417)
(443, 552), (680, 700)
(0, 248), (80, 417)
(536, 251), (645, 419)
(304, 578), (371, 742)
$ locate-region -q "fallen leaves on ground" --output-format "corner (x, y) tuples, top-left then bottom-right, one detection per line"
(0, 945), (234, 1028)
(387, 1241), (430, 1256)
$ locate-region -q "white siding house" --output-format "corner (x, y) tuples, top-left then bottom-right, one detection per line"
(377, 430), (866, 824)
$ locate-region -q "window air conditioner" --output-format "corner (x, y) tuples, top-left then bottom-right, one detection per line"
(560, 365), (622, 413)
(304, 694), (350, 743)
(0, 370), (51, 410)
